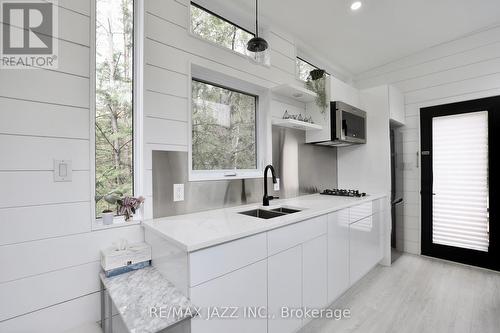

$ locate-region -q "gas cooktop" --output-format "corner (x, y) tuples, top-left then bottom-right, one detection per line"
(320, 189), (367, 197)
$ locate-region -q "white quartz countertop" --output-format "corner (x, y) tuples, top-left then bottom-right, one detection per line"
(143, 193), (386, 252)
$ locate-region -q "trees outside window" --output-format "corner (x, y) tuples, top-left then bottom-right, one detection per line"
(95, 0), (134, 217)
(296, 57), (319, 82)
(190, 3), (254, 56)
(191, 79), (257, 171)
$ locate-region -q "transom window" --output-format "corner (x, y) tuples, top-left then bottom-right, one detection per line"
(191, 79), (258, 176)
(190, 2), (254, 56)
(95, 0), (134, 217)
(296, 57), (320, 82)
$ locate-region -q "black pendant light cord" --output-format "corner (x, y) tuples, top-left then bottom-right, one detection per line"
(246, 0), (268, 52)
(255, 0), (259, 37)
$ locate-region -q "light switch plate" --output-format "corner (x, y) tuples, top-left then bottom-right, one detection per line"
(173, 184), (184, 202)
(54, 160), (72, 182)
(274, 178), (280, 191)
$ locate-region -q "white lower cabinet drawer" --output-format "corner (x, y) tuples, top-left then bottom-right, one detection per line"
(268, 245), (302, 333)
(372, 197), (387, 214)
(267, 214), (327, 256)
(327, 210), (350, 303)
(303, 235), (328, 311)
(189, 233), (267, 286)
(349, 215), (382, 286)
(349, 202), (373, 223)
(190, 260), (268, 333)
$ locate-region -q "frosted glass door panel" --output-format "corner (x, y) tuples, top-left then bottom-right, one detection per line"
(432, 111), (489, 252)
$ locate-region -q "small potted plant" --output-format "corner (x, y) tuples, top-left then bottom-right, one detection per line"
(117, 196), (145, 221)
(97, 192), (122, 225)
(101, 209), (114, 225)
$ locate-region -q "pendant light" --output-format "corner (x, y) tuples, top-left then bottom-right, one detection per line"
(247, 0), (268, 53)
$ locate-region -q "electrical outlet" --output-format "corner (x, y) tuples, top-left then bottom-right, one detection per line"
(274, 178), (280, 191)
(173, 184), (184, 202)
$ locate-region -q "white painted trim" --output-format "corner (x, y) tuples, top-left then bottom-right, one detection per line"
(90, 0), (145, 229)
(187, 3), (271, 68)
(89, 0), (96, 227)
(134, 0), (145, 218)
(92, 218), (141, 231)
(187, 62), (268, 182)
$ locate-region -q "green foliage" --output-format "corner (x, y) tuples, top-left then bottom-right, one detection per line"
(192, 80), (257, 171)
(95, 0), (134, 216)
(191, 4), (253, 56)
(297, 58), (317, 82)
(306, 69), (328, 113)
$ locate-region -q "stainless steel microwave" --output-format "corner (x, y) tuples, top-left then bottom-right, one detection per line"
(312, 101), (367, 147)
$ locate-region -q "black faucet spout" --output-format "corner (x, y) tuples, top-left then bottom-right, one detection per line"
(263, 164), (277, 206)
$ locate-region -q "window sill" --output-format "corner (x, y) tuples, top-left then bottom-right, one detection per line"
(92, 215), (142, 231)
(189, 171), (263, 182)
(188, 31), (271, 68)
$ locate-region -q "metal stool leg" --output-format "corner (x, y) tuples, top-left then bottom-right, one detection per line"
(108, 291), (113, 333)
(100, 281), (106, 332)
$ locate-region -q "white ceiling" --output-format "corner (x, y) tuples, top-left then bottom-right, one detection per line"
(215, 0), (500, 76)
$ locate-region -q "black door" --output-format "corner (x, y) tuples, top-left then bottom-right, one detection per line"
(420, 96), (500, 271)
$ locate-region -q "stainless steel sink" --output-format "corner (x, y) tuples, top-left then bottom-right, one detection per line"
(239, 209), (286, 219)
(270, 207), (302, 214)
(238, 207), (302, 219)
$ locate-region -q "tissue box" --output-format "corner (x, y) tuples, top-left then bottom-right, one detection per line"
(104, 261), (150, 278)
(100, 242), (152, 272)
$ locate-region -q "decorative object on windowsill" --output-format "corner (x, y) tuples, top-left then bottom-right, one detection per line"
(98, 192), (123, 225)
(117, 196), (145, 221)
(247, 0), (269, 64)
(305, 69), (328, 114)
(102, 210), (114, 225)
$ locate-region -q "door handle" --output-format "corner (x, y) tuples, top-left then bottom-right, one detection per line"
(392, 198), (403, 205)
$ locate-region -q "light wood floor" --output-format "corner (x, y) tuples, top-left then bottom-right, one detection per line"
(299, 254), (500, 333)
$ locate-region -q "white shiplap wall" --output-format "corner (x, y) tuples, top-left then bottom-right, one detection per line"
(141, 0), (338, 219)
(1, 0), (353, 331)
(355, 25), (500, 255)
(0, 1), (144, 331)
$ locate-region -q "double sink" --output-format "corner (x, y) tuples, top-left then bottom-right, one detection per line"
(239, 207), (302, 219)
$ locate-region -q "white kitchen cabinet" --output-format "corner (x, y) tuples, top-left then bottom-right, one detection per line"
(268, 245), (302, 333)
(267, 214), (327, 255)
(327, 209), (350, 303)
(189, 233), (267, 286)
(349, 214), (382, 286)
(331, 76), (360, 108)
(349, 202), (373, 223)
(303, 234), (328, 311)
(145, 196), (388, 333)
(190, 260), (268, 333)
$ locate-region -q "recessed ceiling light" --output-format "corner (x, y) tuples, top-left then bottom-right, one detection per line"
(350, 1), (362, 11)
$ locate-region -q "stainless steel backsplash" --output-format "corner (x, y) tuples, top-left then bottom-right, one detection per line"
(152, 126), (337, 218)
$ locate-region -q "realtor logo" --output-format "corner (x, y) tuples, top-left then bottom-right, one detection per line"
(1, 1), (58, 68)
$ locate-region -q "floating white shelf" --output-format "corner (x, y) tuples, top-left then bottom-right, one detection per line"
(272, 118), (323, 131)
(271, 84), (317, 103)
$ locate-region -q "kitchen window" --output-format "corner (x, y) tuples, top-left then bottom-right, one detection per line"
(190, 2), (254, 57)
(296, 57), (325, 82)
(94, 0), (135, 218)
(190, 78), (260, 180)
